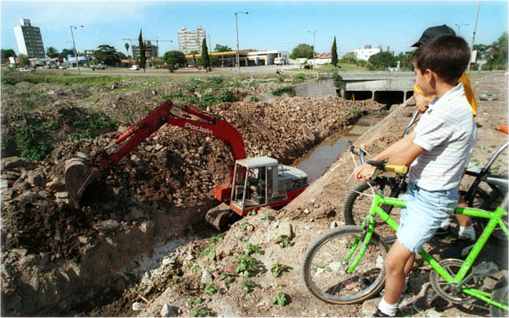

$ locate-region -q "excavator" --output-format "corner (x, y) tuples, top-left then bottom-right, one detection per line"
(64, 101), (308, 230)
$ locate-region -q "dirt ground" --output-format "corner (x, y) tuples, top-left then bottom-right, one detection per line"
(1, 71), (506, 316)
(1, 70), (384, 315)
(122, 71), (508, 317)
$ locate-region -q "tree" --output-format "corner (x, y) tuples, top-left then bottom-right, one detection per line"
(45, 46), (58, 59)
(124, 42), (130, 56)
(368, 51), (397, 70)
(486, 32), (508, 70)
(1, 49), (16, 64)
(331, 36), (338, 66)
(61, 48), (75, 58)
(201, 38), (211, 71)
(397, 51), (414, 71)
(138, 29), (146, 71)
(18, 54), (30, 67)
(190, 50), (199, 66)
(94, 45), (122, 66)
(340, 52), (358, 64)
(290, 44), (314, 59)
(163, 50), (187, 72)
(215, 44), (232, 52)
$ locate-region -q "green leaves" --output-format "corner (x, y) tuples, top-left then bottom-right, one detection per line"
(235, 254), (259, 277)
(273, 292), (290, 306)
(271, 263), (292, 278)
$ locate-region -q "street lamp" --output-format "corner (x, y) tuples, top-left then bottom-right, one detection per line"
(70, 25), (84, 73)
(307, 30), (317, 58)
(234, 11), (248, 71)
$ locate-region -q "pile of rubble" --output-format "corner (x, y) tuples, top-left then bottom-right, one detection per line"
(1, 96), (382, 261)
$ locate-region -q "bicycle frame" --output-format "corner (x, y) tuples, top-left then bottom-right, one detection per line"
(345, 192), (509, 311)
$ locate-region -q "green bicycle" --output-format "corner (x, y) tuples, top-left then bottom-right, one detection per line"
(302, 147), (508, 316)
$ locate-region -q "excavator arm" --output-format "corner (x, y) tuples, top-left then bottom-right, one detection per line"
(65, 100), (246, 206)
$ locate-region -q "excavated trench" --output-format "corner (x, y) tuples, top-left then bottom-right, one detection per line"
(1, 85), (386, 316)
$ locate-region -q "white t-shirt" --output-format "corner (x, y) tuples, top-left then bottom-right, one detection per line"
(409, 83), (476, 191)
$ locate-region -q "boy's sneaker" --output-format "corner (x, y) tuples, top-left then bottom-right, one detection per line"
(434, 218), (451, 237)
(458, 225), (476, 241)
(373, 308), (400, 317)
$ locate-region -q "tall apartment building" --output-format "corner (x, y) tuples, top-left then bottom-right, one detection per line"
(177, 27), (206, 54)
(132, 41), (159, 59)
(14, 18), (45, 58)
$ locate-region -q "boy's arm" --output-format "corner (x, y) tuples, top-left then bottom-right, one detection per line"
(372, 132), (424, 165)
(354, 132), (424, 180)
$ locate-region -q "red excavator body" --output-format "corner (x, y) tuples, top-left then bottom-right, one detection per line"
(64, 101), (308, 229)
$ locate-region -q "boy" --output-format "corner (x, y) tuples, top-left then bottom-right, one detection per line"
(412, 25), (478, 241)
(354, 35), (475, 317)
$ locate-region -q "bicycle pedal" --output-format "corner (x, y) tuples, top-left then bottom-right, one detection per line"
(460, 244), (474, 257)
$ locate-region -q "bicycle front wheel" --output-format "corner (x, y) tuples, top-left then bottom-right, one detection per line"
(302, 226), (387, 304)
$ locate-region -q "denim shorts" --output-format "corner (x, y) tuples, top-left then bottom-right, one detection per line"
(396, 183), (459, 253)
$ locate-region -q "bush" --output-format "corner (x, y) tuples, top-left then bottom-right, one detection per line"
(15, 115), (55, 160)
(271, 86), (296, 97)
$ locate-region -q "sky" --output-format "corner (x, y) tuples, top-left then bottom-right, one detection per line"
(1, 0), (507, 56)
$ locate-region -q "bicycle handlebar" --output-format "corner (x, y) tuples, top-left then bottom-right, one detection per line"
(348, 141), (408, 176)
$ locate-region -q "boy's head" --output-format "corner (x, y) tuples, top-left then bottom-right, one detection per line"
(413, 35), (470, 96)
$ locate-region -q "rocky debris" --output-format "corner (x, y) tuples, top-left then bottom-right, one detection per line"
(160, 303), (179, 317)
(1, 96), (382, 262)
(361, 297), (380, 317)
(132, 302), (145, 311)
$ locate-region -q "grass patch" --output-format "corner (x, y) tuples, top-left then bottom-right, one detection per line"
(2, 70), (122, 87)
(271, 86), (296, 97)
(273, 292), (290, 306)
(271, 263), (292, 278)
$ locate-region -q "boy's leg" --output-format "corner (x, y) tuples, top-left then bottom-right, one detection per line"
(383, 240), (414, 304)
(456, 195), (476, 240)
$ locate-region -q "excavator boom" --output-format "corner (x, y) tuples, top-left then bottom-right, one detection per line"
(65, 101), (246, 207)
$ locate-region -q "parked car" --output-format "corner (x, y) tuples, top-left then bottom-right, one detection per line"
(91, 63), (106, 71)
(129, 65), (140, 70)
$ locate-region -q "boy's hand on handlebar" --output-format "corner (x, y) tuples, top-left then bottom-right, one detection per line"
(353, 164), (376, 181)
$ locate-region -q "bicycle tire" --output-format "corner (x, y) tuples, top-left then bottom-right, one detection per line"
(490, 275), (508, 317)
(466, 188), (508, 245)
(302, 226), (387, 304)
(344, 178), (402, 226)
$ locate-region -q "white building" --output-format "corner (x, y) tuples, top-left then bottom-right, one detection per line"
(14, 18), (45, 58)
(177, 27), (206, 54)
(353, 45), (381, 61)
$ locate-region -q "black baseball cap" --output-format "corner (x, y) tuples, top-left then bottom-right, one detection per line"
(412, 25), (456, 47)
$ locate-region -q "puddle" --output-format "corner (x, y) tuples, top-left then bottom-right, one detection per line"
(295, 131), (352, 183)
(295, 113), (388, 183)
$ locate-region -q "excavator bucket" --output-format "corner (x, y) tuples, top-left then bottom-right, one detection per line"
(64, 157), (97, 208)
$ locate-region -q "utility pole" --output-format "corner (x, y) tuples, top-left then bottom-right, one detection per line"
(235, 11), (248, 71)
(307, 30), (317, 57)
(469, 1), (481, 71)
(70, 25), (84, 74)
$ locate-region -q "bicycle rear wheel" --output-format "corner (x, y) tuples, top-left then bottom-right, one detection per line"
(490, 275), (508, 317)
(302, 226), (387, 304)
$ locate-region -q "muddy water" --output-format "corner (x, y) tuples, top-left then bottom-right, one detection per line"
(295, 112), (388, 183)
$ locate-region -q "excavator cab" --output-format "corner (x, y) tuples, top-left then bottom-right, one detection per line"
(230, 157), (278, 215)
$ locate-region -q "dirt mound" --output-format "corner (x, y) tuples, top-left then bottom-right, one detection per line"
(1, 96), (382, 262)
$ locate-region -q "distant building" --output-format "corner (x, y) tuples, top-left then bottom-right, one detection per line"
(14, 18), (45, 58)
(353, 45), (381, 61)
(132, 41), (159, 59)
(178, 27), (206, 54)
